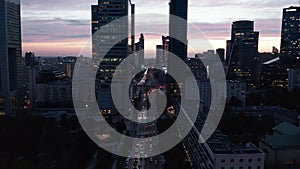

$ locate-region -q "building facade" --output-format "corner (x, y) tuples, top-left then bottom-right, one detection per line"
(0, 0), (23, 115)
(259, 121), (300, 169)
(226, 21), (259, 88)
(288, 69), (300, 91)
(227, 80), (246, 106)
(91, 0), (129, 112)
(184, 122), (265, 169)
(280, 6), (300, 59)
(168, 0), (188, 61)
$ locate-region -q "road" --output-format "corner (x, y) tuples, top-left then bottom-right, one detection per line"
(126, 68), (165, 169)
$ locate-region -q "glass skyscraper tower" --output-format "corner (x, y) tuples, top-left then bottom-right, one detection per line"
(168, 0), (188, 61)
(91, 0), (129, 111)
(226, 20), (259, 87)
(280, 6), (300, 59)
(0, 0), (23, 115)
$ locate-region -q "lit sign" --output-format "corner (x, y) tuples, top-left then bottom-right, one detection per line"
(286, 9), (297, 12)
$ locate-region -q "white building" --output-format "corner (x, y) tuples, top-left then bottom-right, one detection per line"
(185, 127), (265, 169)
(182, 106), (264, 169)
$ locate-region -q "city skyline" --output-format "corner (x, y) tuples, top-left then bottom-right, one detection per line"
(22, 0), (299, 57)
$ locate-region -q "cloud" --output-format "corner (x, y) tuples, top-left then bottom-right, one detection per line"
(21, 0), (287, 56)
(22, 18), (90, 42)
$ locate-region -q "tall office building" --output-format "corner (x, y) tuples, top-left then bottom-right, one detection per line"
(226, 20), (259, 87)
(0, 0), (23, 115)
(91, 0), (129, 111)
(280, 6), (300, 59)
(216, 48), (225, 63)
(25, 52), (36, 107)
(167, 0), (188, 98)
(168, 0), (188, 61)
(134, 33), (144, 67)
(156, 45), (164, 69)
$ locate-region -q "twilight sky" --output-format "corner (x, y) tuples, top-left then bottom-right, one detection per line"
(21, 0), (298, 58)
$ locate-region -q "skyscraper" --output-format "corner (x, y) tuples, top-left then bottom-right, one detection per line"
(134, 33), (144, 67)
(0, 0), (23, 115)
(226, 20), (259, 87)
(168, 0), (188, 61)
(25, 52), (36, 108)
(216, 48), (225, 63)
(91, 0), (129, 111)
(167, 0), (188, 98)
(280, 6), (300, 59)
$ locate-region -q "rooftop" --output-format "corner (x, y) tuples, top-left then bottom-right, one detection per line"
(273, 121), (300, 135)
(264, 135), (300, 149)
(207, 131), (263, 154)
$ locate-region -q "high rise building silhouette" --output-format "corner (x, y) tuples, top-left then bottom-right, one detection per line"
(280, 6), (300, 59)
(91, 0), (129, 111)
(226, 20), (259, 87)
(0, 0), (23, 115)
(168, 0), (188, 62)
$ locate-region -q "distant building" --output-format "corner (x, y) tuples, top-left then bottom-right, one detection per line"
(35, 79), (72, 106)
(197, 79), (211, 109)
(156, 45), (164, 69)
(186, 79), (246, 110)
(25, 51), (35, 67)
(280, 6), (300, 59)
(256, 52), (277, 88)
(24, 52), (37, 108)
(259, 121), (300, 169)
(0, 0), (23, 115)
(162, 36), (169, 67)
(288, 69), (300, 91)
(229, 106), (300, 126)
(226, 20), (259, 88)
(186, 57), (207, 80)
(227, 80), (246, 106)
(134, 33), (145, 67)
(156, 36), (170, 69)
(216, 48), (225, 64)
(260, 57), (288, 88)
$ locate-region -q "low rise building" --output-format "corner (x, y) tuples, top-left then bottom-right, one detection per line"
(259, 121), (300, 169)
(185, 128), (264, 169)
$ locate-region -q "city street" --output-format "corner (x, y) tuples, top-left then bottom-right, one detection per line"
(125, 68), (165, 169)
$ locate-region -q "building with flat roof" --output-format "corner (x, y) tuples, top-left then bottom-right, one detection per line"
(260, 121), (300, 169)
(185, 126), (264, 169)
(183, 110), (265, 169)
